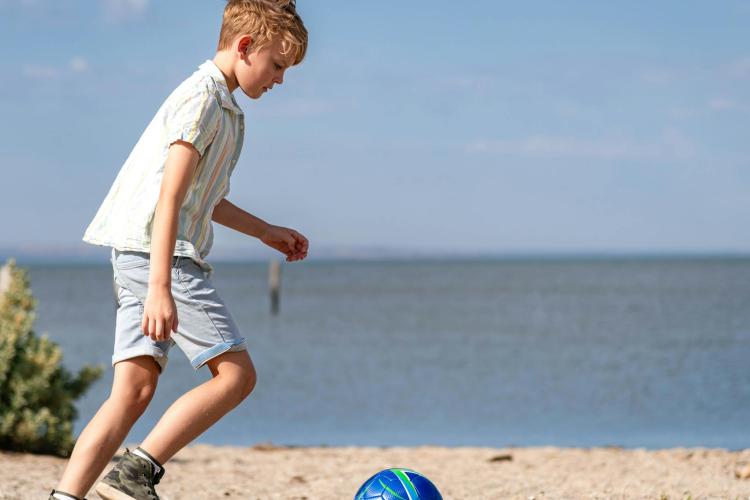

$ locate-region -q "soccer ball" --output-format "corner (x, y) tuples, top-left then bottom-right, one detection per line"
(355, 467), (442, 500)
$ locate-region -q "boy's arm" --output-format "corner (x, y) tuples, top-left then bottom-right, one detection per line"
(143, 141), (200, 341)
(212, 198), (309, 262)
(211, 198), (270, 239)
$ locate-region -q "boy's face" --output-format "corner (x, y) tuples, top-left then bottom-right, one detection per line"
(235, 35), (294, 99)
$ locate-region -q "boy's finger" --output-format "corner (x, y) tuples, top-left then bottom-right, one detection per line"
(296, 236), (308, 253)
(142, 315), (148, 336)
(294, 231), (307, 247)
(155, 320), (163, 341)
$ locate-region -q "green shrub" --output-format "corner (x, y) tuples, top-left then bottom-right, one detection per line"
(0, 259), (103, 456)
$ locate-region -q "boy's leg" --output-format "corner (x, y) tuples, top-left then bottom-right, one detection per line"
(138, 349), (256, 464)
(55, 356), (160, 498)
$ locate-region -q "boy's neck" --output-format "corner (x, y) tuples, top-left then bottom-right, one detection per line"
(212, 51), (239, 93)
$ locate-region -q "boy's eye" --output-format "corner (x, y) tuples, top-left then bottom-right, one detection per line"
(274, 63), (282, 70)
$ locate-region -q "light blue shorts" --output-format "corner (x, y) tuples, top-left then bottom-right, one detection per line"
(110, 248), (247, 372)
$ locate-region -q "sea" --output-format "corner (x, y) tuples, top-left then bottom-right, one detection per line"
(17, 256), (750, 450)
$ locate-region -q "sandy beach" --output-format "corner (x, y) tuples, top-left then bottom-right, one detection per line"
(2, 444), (750, 499)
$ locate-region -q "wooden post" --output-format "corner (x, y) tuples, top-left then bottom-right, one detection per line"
(269, 259), (281, 315)
(0, 263), (11, 299)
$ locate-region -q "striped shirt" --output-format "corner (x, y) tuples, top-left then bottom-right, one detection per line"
(83, 60), (245, 275)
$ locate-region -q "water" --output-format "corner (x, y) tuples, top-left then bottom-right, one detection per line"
(20, 257), (750, 449)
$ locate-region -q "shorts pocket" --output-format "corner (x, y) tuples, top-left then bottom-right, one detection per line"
(113, 280), (123, 308)
(115, 251), (150, 270)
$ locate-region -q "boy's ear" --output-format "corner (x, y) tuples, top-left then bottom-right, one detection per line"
(237, 35), (254, 57)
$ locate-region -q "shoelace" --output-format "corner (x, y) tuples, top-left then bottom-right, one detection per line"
(152, 461), (166, 485)
(123, 449), (162, 500)
(141, 460), (163, 499)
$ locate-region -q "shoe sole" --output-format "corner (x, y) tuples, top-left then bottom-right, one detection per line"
(94, 482), (137, 500)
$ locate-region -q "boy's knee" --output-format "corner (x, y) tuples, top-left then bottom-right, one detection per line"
(240, 366), (257, 400)
(220, 365), (256, 404)
(209, 350), (257, 403)
(112, 383), (156, 413)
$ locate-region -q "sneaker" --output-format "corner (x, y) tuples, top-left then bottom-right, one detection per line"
(94, 448), (165, 500)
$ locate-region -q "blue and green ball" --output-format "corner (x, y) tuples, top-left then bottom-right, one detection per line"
(355, 468), (442, 500)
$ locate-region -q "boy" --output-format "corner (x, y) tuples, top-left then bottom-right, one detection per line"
(49, 1), (308, 499)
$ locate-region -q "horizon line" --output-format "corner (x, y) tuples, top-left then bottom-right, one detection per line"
(1, 247), (749, 265)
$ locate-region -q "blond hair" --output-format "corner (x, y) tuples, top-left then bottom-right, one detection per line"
(218, 0), (308, 66)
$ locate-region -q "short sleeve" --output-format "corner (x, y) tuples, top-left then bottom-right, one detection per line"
(164, 86), (222, 157)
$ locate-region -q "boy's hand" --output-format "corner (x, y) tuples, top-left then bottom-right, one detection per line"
(259, 224), (309, 262)
(142, 286), (178, 342)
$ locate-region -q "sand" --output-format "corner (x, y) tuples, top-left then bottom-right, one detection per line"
(2, 444), (750, 499)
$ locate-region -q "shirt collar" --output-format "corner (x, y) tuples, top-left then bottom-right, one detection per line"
(199, 59), (243, 115)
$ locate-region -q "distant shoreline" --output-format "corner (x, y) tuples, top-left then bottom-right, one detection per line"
(3, 249), (750, 265)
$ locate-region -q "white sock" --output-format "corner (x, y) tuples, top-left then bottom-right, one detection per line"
(52, 493), (78, 500)
(132, 447), (162, 477)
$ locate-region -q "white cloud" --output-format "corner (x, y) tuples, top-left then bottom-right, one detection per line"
(709, 98), (735, 111)
(0, 0), (43, 6)
(0, 0), (77, 13)
(467, 130), (695, 161)
(708, 97), (747, 113)
(728, 57), (750, 79)
(22, 57), (89, 80)
(70, 57), (89, 73)
(100, 0), (148, 21)
(254, 97), (338, 118)
(22, 64), (60, 79)
(0, 0), (144, 20)
(660, 129), (696, 160)
(437, 75), (496, 92)
(668, 106), (699, 120)
(640, 69), (676, 85)
(467, 136), (647, 160)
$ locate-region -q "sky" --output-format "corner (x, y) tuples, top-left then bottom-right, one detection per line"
(1, 0), (749, 260)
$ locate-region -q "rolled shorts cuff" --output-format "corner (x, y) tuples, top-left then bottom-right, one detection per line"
(190, 338), (247, 370)
(112, 346), (169, 373)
